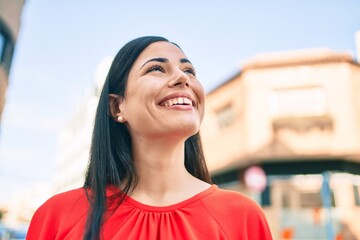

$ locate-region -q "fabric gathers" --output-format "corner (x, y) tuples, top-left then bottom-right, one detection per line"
(26, 185), (272, 240)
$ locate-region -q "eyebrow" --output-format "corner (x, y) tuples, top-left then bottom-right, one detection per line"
(140, 57), (192, 69)
(180, 58), (192, 65)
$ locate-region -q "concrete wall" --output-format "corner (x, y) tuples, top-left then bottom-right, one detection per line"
(201, 50), (360, 173)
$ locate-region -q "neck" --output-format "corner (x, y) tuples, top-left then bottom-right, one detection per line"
(132, 135), (189, 190)
(129, 135), (209, 205)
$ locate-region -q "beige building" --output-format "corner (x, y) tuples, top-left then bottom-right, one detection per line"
(201, 48), (360, 239)
(52, 94), (97, 193)
(0, 0), (24, 123)
(53, 57), (112, 193)
(0, 58), (112, 229)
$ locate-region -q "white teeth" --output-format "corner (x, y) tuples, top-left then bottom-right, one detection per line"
(184, 98), (192, 105)
(162, 97), (193, 107)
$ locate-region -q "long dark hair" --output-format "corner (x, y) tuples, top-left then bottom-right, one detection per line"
(83, 36), (211, 240)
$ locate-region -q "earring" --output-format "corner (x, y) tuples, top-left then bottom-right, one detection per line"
(117, 116), (124, 123)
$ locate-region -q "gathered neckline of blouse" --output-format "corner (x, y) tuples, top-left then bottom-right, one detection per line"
(123, 184), (218, 212)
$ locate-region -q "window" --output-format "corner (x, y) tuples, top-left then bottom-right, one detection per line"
(0, 33), (5, 60)
(0, 21), (15, 73)
(300, 192), (322, 208)
(270, 86), (333, 131)
(269, 86), (328, 117)
(215, 104), (235, 129)
(354, 186), (360, 206)
(282, 191), (291, 208)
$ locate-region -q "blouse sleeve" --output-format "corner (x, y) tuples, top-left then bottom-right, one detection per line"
(26, 188), (88, 240)
(244, 200), (273, 240)
(26, 197), (60, 240)
(201, 188), (273, 240)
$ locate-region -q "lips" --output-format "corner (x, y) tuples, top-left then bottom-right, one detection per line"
(158, 93), (196, 108)
(161, 97), (193, 107)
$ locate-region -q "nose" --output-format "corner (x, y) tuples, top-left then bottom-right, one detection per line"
(168, 70), (189, 88)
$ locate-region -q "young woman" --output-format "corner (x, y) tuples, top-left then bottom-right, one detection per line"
(26, 36), (272, 240)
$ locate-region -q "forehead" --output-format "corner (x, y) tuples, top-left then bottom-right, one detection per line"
(134, 41), (187, 66)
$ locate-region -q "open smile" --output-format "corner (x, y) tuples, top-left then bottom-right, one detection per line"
(158, 92), (197, 109)
(160, 97), (193, 107)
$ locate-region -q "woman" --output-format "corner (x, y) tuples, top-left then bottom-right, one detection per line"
(26, 36), (272, 240)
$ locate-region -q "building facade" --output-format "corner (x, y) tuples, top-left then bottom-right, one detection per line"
(52, 57), (112, 193)
(200, 48), (360, 239)
(0, 0), (24, 124)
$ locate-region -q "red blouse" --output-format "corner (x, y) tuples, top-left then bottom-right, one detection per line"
(26, 185), (272, 240)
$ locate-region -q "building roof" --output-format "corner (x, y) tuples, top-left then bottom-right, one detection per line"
(242, 48), (356, 70)
(207, 48), (359, 95)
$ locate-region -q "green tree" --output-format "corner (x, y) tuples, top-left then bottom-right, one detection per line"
(0, 209), (4, 221)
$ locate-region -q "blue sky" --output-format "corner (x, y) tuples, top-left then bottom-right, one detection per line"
(0, 0), (359, 204)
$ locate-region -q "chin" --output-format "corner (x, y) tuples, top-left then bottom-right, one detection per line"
(155, 118), (201, 138)
(176, 125), (199, 138)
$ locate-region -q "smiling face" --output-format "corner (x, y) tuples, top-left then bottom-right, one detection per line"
(118, 41), (205, 140)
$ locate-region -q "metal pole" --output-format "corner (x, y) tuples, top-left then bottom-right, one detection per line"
(321, 171), (334, 240)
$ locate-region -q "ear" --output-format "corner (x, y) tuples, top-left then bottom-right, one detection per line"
(109, 94), (126, 123)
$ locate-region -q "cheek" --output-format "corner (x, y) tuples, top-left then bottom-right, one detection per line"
(193, 80), (206, 109)
(122, 88), (141, 119)
(194, 78), (205, 98)
(123, 86), (155, 118)
(199, 91), (206, 122)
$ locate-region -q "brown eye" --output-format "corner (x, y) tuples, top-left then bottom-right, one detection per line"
(184, 67), (196, 76)
(146, 65), (165, 73)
